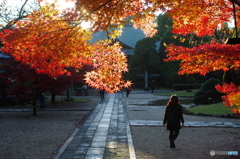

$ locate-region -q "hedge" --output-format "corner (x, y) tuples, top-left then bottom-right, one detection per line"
(172, 84), (202, 90)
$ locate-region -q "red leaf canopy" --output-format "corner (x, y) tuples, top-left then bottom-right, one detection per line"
(165, 42), (240, 75)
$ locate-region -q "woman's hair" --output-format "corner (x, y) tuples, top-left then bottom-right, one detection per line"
(170, 94), (178, 102)
(167, 94), (179, 106)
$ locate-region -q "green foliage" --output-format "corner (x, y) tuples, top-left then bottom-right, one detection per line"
(194, 95), (209, 104)
(194, 78), (223, 104)
(128, 37), (161, 82)
(205, 90), (222, 99)
(7, 98), (91, 108)
(185, 103), (233, 115)
(161, 61), (179, 87)
(155, 89), (198, 97)
(172, 84), (202, 90)
(156, 13), (173, 44)
(194, 90), (205, 97)
(156, 13), (205, 87)
(200, 78), (222, 91)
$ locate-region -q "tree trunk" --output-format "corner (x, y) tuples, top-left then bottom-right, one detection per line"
(33, 89), (37, 116)
(51, 93), (56, 103)
(66, 88), (73, 101)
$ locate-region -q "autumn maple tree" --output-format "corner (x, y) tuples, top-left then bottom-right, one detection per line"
(0, 0), (240, 113)
(0, 1), (132, 93)
(163, 0), (240, 115)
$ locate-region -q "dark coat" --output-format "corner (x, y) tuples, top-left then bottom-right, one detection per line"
(163, 104), (184, 130)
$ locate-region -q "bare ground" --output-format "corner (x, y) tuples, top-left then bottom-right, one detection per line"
(0, 97), (99, 159)
(126, 92), (240, 159)
(131, 126), (240, 159)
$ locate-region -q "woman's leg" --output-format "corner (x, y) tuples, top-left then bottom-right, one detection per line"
(169, 129), (180, 148)
(172, 129), (179, 141)
(169, 130), (175, 148)
(169, 130), (174, 141)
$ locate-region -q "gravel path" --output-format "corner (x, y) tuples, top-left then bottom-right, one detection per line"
(0, 96), (100, 159)
(125, 91), (240, 159)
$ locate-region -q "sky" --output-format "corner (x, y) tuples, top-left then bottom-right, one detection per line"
(0, 0), (91, 28)
(1, 0), (75, 10)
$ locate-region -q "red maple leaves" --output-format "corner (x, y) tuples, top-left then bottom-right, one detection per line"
(165, 42), (240, 75)
(216, 83), (240, 115)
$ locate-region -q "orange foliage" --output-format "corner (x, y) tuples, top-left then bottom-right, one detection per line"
(165, 42), (240, 75)
(168, 0), (234, 36)
(70, 0), (239, 37)
(0, 2), (131, 93)
(216, 83), (240, 115)
(1, 0), (240, 93)
(1, 4), (93, 77)
(71, 0), (159, 37)
(84, 41), (132, 93)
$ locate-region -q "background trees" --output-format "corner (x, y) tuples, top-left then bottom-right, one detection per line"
(128, 37), (160, 88)
(0, 58), (84, 104)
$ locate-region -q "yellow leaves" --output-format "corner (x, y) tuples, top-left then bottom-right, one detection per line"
(107, 28), (123, 39)
(84, 41), (131, 93)
(228, 92), (240, 107)
(172, 35), (177, 39)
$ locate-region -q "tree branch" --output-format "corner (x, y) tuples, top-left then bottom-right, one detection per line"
(233, 0), (240, 6)
(18, 0), (29, 18)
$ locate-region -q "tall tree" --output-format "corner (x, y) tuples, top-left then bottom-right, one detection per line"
(156, 13), (206, 87)
(129, 37), (160, 88)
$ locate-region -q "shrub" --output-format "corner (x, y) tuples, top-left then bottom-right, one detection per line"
(193, 78), (223, 105)
(200, 78), (222, 91)
(172, 84), (202, 90)
(205, 90), (222, 99)
(194, 90), (205, 96)
(194, 95), (209, 104)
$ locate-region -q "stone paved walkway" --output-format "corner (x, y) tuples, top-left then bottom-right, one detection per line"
(54, 93), (136, 159)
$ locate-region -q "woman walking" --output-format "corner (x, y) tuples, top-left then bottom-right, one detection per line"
(163, 95), (184, 148)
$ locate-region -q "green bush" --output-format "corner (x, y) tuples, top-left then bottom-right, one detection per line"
(200, 78), (222, 91)
(194, 95), (209, 104)
(205, 90), (222, 99)
(194, 90), (205, 96)
(193, 78), (223, 105)
(172, 84), (202, 90)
